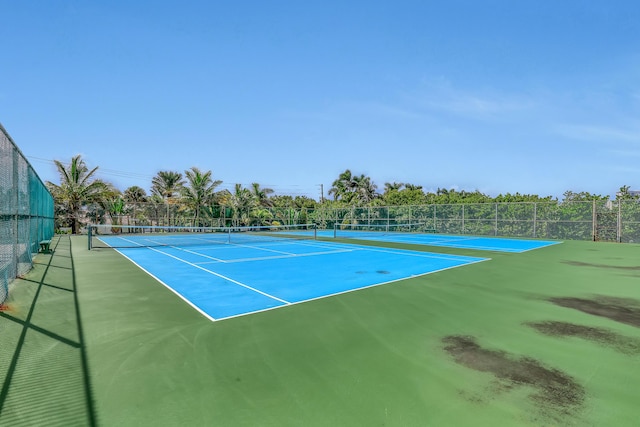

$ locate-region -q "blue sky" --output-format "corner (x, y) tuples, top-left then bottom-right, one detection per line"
(1, 1), (639, 200)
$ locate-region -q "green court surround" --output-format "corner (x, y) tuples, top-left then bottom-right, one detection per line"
(1, 235), (639, 426)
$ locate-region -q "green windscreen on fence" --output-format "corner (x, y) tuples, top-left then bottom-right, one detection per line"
(0, 123), (54, 306)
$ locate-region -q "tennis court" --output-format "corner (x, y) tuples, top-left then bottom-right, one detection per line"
(327, 224), (560, 252)
(97, 234), (488, 321)
(3, 235), (640, 426)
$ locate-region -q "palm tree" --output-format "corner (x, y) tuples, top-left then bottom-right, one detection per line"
(250, 182), (274, 207)
(145, 194), (166, 226)
(328, 169), (356, 202)
(329, 170), (379, 205)
(404, 183), (423, 191)
(352, 174), (378, 204)
(151, 171), (185, 200)
(151, 171), (185, 225)
(46, 155), (115, 234)
(124, 186), (148, 203)
(102, 194), (126, 227)
(221, 184), (254, 226)
(123, 186), (148, 225)
(617, 185), (633, 200)
(384, 182), (405, 194)
(252, 208), (275, 226)
(181, 167), (222, 226)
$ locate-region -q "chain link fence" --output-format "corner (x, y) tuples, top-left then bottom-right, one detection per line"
(313, 201), (640, 243)
(95, 199), (640, 244)
(1, 124), (55, 305)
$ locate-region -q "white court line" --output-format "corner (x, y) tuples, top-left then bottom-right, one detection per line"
(101, 235), (226, 248)
(108, 235), (483, 263)
(215, 256), (491, 322)
(102, 236), (146, 247)
(378, 235), (482, 244)
(171, 240), (355, 263)
(171, 246), (227, 262)
(359, 246), (489, 262)
(228, 242), (298, 256)
(425, 242), (546, 253)
(280, 238), (488, 263)
(147, 246), (291, 305)
(102, 236), (232, 262)
(111, 249), (219, 321)
(195, 248), (356, 265)
(301, 240), (487, 263)
(112, 237), (491, 323)
(431, 242), (520, 252)
(146, 236), (227, 245)
(517, 241), (563, 252)
(104, 236), (311, 261)
(356, 233), (561, 252)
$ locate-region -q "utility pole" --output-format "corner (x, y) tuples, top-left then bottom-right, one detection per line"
(320, 184), (324, 203)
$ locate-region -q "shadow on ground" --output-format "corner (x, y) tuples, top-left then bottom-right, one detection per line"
(0, 236), (97, 426)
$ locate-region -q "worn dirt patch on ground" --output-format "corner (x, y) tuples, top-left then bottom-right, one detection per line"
(527, 321), (640, 355)
(442, 335), (584, 419)
(561, 260), (640, 271)
(549, 296), (640, 328)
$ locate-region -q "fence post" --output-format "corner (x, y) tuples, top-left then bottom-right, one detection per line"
(461, 204), (465, 234)
(618, 200), (622, 243)
(592, 200), (597, 241)
(13, 147), (19, 269)
(434, 205), (437, 232)
(494, 203), (498, 236)
(533, 202), (537, 238)
(387, 206), (390, 227)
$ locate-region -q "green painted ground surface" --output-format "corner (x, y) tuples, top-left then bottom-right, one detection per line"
(1, 235), (639, 426)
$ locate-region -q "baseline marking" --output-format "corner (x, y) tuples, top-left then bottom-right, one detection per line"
(217, 256), (491, 322)
(310, 242), (488, 263)
(111, 250), (219, 322)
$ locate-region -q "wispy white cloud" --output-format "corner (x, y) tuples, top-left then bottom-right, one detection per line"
(608, 149), (640, 158)
(554, 124), (640, 144)
(424, 92), (533, 118)
(349, 102), (424, 120)
(410, 78), (535, 119)
(608, 164), (640, 174)
(280, 80), (535, 129)
(279, 100), (423, 122)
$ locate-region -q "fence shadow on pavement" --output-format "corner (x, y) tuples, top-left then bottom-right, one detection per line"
(0, 235), (97, 426)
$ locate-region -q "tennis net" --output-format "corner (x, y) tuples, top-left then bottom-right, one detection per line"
(88, 223), (317, 249)
(333, 222), (433, 239)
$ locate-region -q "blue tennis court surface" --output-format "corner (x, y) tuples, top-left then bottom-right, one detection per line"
(104, 238), (488, 321)
(324, 230), (560, 252)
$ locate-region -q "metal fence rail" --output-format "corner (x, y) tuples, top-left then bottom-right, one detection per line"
(0, 124), (55, 305)
(99, 200), (640, 244)
(313, 201), (640, 243)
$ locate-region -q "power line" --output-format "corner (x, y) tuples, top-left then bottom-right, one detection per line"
(27, 155), (321, 197)
(28, 156), (155, 180)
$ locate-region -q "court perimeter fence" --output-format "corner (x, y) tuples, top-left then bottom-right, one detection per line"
(1, 124), (55, 305)
(93, 199), (640, 244)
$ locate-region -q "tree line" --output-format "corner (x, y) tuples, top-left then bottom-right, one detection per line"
(46, 156), (637, 233)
